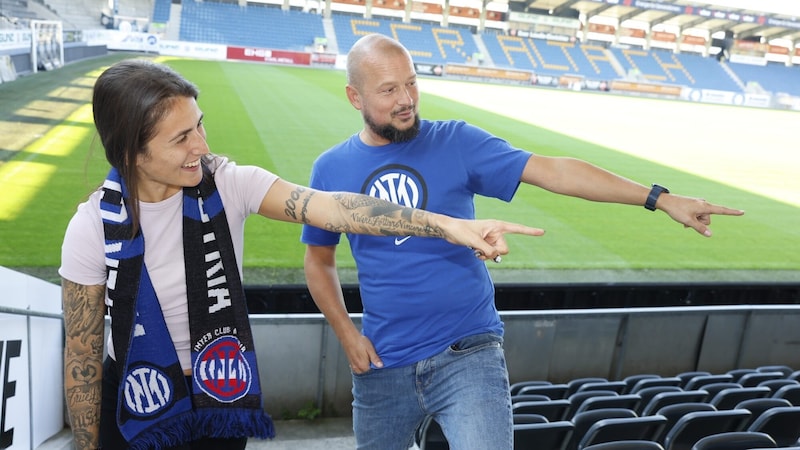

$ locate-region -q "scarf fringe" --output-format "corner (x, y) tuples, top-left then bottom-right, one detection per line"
(127, 409), (275, 449)
(127, 412), (194, 450)
(194, 408), (276, 440)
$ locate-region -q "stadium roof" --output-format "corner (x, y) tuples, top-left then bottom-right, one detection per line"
(512, 0), (800, 43)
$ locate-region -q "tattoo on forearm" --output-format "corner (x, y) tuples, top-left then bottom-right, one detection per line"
(326, 193), (445, 238)
(284, 186), (305, 221)
(62, 280), (105, 450)
(301, 191), (313, 224)
(63, 282), (105, 347)
(73, 429), (96, 450)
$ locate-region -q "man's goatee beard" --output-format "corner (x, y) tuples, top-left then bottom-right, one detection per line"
(366, 114), (421, 143)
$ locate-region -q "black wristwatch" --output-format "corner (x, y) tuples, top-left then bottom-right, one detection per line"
(644, 184), (669, 211)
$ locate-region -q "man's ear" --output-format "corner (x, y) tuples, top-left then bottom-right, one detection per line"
(345, 85), (362, 110)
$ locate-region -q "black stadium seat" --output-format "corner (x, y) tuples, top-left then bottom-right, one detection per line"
(662, 409), (751, 450)
(746, 406), (800, 447)
(514, 421), (574, 450)
(690, 431), (777, 450)
(577, 415), (667, 450)
(569, 408), (638, 450)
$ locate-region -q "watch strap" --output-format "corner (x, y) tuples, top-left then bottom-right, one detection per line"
(645, 184), (669, 211)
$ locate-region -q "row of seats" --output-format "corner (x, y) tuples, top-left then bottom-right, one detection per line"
(417, 365), (800, 450)
(169, 3), (799, 96)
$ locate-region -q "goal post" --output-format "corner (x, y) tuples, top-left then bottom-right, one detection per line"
(30, 20), (64, 73)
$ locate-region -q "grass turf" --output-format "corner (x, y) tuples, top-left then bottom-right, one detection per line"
(1, 54), (798, 284)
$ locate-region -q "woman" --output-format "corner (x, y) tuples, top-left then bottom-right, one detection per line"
(59, 58), (542, 450)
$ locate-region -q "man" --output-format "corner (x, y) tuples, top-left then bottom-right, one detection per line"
(300, 33), (743, 449)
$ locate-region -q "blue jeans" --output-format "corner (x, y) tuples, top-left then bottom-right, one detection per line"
(352, 332), (513, 450)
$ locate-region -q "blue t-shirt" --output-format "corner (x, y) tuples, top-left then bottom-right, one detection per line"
(301, 119), (532, 368)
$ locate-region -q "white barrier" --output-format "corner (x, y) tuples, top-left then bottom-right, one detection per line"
(0, 267), (63, 449)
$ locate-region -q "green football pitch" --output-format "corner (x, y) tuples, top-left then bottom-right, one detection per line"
(0, 53), (798, 285)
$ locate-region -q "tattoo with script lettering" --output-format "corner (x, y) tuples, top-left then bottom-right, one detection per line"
(326, 193), (445, 238)
(62, 280), (106, 450)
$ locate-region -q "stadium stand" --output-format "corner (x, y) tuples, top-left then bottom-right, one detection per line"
(151, 0), (171, 24)
(331, 13), (478, 65)
(728, 62), (800, 96)
(179, 1), (325, 51)
(669, 52), (743, 91)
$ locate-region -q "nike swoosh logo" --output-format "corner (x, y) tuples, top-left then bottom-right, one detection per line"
(394, 236), (412, 246)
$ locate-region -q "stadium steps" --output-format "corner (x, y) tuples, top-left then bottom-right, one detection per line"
(41, 0), (105, 30)
(322, 17), (339, 54)
(471, 33), (495, 66)
(719, 61), (746, 91)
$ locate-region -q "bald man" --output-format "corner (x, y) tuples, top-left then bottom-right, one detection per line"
(301, 33), (743, 449)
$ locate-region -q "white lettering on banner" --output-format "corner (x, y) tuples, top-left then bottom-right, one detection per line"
(244, 48), (272, 58)
(0, 30), (30, 51)
(159, 40), (227, 60)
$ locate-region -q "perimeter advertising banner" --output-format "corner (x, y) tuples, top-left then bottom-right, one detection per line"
(0, 267), (63, 450)
(227, 46), (312, 65)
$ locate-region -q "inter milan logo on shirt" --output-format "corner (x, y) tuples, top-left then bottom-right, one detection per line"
(361, 164), (428, 209)
(123, 364), (174, 417)
(194, 335), (252, 402)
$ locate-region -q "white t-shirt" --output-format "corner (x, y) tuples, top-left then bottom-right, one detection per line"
(59, 157), (279, 370)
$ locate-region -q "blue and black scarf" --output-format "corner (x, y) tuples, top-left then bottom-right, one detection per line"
(101, 165), (274, 449)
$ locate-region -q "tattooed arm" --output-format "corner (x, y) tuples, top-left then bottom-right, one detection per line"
(62, 279), (106, 450)
(259, 179), (544, 261)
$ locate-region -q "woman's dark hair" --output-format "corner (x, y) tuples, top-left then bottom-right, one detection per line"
(92, 59), (199, 234)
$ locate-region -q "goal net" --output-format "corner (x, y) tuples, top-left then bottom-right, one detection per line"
(30, 20), (64, 73)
